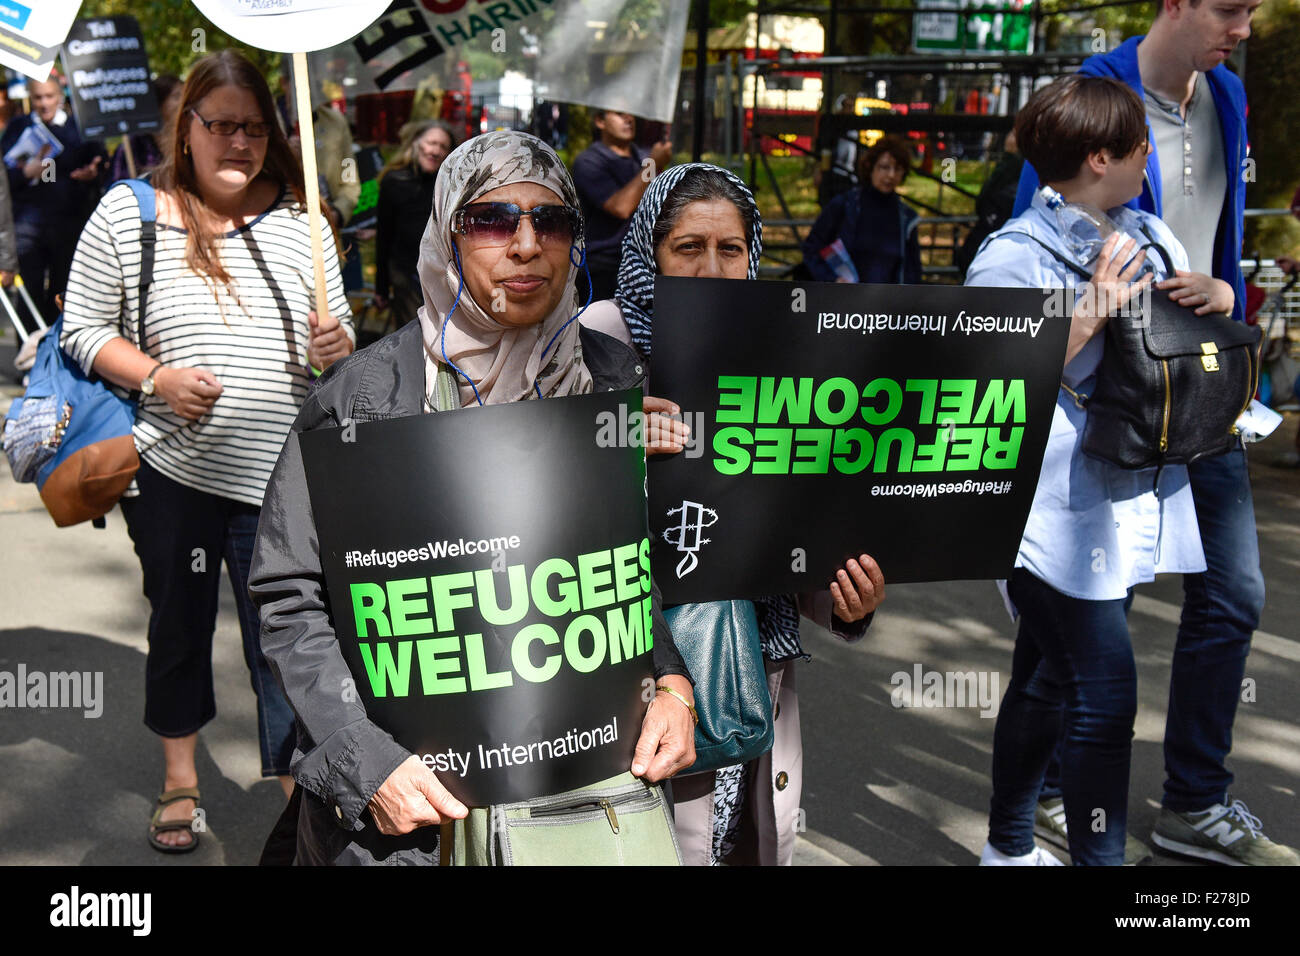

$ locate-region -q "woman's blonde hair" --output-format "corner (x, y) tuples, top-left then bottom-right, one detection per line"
(379, 119), (458, 180)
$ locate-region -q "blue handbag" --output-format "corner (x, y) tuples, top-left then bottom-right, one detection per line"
(663, 600), (774, 774)
(1, 179), (157, 527)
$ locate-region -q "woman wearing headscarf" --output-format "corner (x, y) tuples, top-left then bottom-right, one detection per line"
(582, 163), (886, 865)
(249, 131), (696, 865)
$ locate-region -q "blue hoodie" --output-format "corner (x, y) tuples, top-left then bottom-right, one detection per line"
(1011, 36), (1250, 321)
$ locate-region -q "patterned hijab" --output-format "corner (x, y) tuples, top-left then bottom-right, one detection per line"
(416, 130), (592, 408)
(611, 165), (801, 664)
(614, 163), (763, 359)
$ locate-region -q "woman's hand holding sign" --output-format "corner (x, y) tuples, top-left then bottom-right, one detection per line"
(306, 309), (354, 372)
(830, 554), (886, 622)
(644, 395), (691, 456)
(632, 673), (697, 781)
(368, 754), (468, 835)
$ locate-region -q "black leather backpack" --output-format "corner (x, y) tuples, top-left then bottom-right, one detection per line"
(1020, 229), (1261, 469)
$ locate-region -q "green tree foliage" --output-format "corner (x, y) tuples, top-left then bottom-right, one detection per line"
(76, 0), (282, 82)
(1042, 0), (1156, 46)
(1241, 0), (1300, 254)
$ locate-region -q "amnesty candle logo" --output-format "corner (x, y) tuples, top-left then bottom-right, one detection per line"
(662, 500), (717, 579)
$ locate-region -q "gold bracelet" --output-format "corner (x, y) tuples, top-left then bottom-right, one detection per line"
(655, 684), (699, 725)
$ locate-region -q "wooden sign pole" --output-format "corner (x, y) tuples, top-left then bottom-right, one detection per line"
(292, 50), (331, 322)
(122, 134), (137, 179)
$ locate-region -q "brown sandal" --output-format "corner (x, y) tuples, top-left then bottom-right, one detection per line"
(148, 787), (201, 854)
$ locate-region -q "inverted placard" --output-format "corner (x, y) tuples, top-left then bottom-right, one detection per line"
(647, 276), (1068, 604)
(300, 389), (653, 806)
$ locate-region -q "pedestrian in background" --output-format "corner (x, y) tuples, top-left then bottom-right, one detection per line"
(801, 135), (921, 285)
(572, 109), (672, 300)
(968, 75), (1222, 866)
(0, 74), (106, 325)
(374, 119), (456, 328)
(1012, 0), (1296, 866)
(0, 153), (16, 292)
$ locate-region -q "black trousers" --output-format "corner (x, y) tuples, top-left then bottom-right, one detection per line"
(15, 219), (75, 324)
(119, 460), (295, 775)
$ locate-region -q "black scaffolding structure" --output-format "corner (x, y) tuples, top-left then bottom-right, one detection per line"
(678, 0), (1154, 277)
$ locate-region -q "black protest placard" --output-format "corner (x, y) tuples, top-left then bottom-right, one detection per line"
(647, 276), (1068, 604)
(300, 389), (654, 806)
(61, 17), (159, 140)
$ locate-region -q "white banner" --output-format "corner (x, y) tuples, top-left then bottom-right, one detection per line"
(192, 0), (393, 54)
(0, 0), (82, 81)
(311, 0), (690, 123)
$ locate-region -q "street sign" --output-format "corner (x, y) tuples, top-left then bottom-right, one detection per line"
(913, 0), (1035, 55)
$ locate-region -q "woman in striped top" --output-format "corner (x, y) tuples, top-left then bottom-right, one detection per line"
(61, 49), (355, 853)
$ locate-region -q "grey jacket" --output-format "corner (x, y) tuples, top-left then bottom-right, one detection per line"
(0, 169), (16, 273)
(249, 319), (690, 865)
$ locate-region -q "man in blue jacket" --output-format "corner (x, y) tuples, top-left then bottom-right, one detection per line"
(1013, 0), (1295, 866)
(0, 76), (105, 325)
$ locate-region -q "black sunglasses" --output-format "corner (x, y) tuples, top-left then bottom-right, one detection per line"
(451, 202), (582, 247)
(190, 108), (272, 138)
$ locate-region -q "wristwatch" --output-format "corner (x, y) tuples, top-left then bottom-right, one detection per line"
(140, 363), (165, 396)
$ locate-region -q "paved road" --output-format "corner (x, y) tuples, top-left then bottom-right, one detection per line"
(2, 342), (1296, 865)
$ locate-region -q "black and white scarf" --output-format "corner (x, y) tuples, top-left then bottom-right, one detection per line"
(613, 163), (804, 662)
(615, 162), (763, 360)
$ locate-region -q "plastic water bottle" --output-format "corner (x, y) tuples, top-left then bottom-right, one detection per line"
(1039, 186), (1153, 276)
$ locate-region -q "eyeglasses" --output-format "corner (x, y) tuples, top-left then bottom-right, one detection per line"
(451, 202), (581, 247)
(190, 108), (272, 138)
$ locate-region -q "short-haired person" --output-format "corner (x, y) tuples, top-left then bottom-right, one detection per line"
(967, 75), (1224, 865)
(1013, 0), (1296, 865)
(801, 135), (921, 285)
(572, 110), (673, 300)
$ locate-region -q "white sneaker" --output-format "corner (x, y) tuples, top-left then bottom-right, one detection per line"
(979, 841), (1064, 866)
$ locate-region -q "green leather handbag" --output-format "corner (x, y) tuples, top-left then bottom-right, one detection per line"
(450, 773), (681, 865)
(664, 600), (775, 774)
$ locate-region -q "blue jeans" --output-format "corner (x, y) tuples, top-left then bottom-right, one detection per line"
(1166, 447), (1263, 810)
(1040, 448), (1262, 813)
(120, 461), (295, 776)
(989, 569), (1136, 866)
